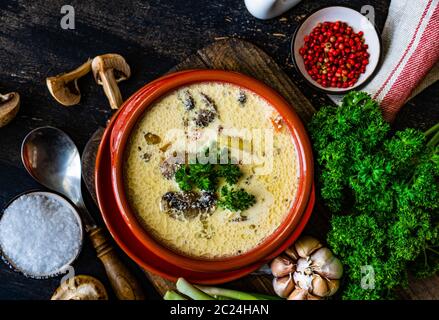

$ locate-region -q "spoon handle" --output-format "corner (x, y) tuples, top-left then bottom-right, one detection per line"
(88, 227), (146, 300)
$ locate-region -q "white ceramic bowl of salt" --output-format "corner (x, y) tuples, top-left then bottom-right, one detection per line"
(0, 191), (83, 278)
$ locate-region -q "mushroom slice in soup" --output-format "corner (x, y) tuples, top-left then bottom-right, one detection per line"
(194, 108), (216, 128)
(159, 153), (185, 179)
(179, 90), (195, 111)
(194, 93), (217, 128)
(160, 191), (217, 220)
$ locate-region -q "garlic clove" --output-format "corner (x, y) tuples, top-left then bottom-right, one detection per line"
(273, 275), (295, 298)
(288, 288), (321, 300)
(295, 236), (322, 258)
(311, 247), (343, 279)
(326, 279), (340, 297)
(284, 246), (299, 261)
(307, 293), (321, 300)
(287, 288), (308, 300)
(311, 274), (330, 297)
(270, 256), (295, 278)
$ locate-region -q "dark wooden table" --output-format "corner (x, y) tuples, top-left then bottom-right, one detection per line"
(0, 0), (437, 300)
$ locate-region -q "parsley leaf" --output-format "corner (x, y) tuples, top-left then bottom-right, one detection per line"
(217, 163), (242, 184)
(218, 186), (256, 212)
(173, 150), (255, 212)
(174, 166), (192, 191)
(174, 163), (216, 191)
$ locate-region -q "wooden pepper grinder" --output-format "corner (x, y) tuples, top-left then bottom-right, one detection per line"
(89, 227), (145, 300)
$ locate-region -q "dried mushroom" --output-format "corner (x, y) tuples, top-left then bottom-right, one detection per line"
(270, 235), (343, 300)
(51, 275), (108, 300)
(46, 59), (91, 106)
(92, 54), (131, 109)
(0, 92), (20, 128)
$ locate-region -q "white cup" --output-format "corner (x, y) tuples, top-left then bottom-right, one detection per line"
(244, 0), (302, 20)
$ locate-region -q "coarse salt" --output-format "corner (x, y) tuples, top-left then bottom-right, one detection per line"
(0, 192), (82, 277)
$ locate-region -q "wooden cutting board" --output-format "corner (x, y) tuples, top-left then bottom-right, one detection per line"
(86, 38), (439, 299)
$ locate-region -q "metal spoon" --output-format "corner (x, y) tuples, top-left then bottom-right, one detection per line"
(21, 126), (145, 300)
(21, 126), (96, 230)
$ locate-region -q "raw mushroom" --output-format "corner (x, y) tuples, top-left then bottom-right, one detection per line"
(46, 59), (91, 106)
(0, 92), (20, 128)
(51, 275), (108, 300)
(92, 54), (131, 109)
(270, 235), (343, 300)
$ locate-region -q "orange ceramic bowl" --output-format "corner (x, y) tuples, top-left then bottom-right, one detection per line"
(96, 114), (316, 283)
(109, 70), (314, 273)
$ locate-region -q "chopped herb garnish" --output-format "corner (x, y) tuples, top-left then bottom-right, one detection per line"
(217, 163), (242, 184)
(172, 149), (255, 212)
(174, 150), (242, 191)
(190, 163), (217, 191)
(174, 166), (192, 191)
(175, 163), (216, 191)
(218, 186), (256, 212)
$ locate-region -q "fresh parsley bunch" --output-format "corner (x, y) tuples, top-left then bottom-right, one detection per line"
(309, 91), (439, 299)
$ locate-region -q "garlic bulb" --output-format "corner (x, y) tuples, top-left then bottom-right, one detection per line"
(271, 235), (343, 300)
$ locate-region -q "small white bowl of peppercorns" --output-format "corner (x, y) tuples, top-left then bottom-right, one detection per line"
(291, 6), (382, 94)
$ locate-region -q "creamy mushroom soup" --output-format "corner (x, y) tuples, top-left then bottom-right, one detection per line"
(124, 82), (299, 259)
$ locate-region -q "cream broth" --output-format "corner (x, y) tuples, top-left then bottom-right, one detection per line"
(124, 82), (299, 259)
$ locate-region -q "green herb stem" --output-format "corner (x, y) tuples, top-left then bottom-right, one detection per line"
(249, 293), (283, 300)
(424, 122), (439, 138)
(176, 278), (215, 300)
(163, 290), (187, 300)
(426, 247), (439, 256)
(195, 285), (263, 300)
(426, 129), (439, 148)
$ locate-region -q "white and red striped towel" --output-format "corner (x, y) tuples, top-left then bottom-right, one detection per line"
(330, 0), (439, 122)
